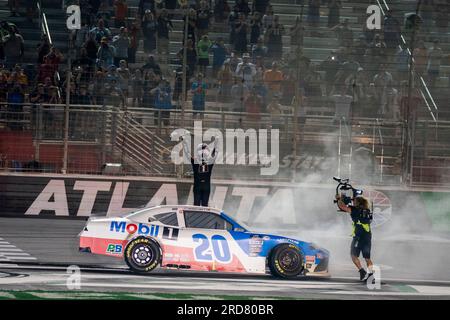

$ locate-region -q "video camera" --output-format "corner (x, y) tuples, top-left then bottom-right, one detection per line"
(333, 177), (363, 210)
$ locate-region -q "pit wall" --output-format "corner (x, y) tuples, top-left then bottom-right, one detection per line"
(0, 173), (449, 233)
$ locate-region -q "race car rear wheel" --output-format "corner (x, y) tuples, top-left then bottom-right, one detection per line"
(124, 237), (161, 273)
(268, 243), (304, 279)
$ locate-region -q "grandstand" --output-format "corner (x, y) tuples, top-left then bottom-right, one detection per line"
(0, 0), (449, 186)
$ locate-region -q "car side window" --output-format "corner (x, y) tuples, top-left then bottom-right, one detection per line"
(184, 211), (232, 230)
(153, 212), (178, 226)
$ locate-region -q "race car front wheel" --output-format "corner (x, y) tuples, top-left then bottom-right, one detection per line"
(268, 243), (304, 279)
(124, 237), (161, 273)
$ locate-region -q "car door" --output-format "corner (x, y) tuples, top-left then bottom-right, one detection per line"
(179, 210), (240, 272)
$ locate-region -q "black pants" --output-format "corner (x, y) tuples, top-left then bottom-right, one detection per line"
(194, 184), (210, 207)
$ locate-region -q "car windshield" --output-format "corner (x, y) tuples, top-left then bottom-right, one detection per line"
(222, 212), (251, 231)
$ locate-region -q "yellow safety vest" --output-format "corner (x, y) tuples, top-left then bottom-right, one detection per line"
(351, 221), (371, 237)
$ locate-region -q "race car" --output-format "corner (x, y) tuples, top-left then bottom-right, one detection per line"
(79, 205), (329, 278)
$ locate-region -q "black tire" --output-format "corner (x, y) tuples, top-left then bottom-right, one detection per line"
(268, 243), (304, 279)
(124, 237), (161, 273)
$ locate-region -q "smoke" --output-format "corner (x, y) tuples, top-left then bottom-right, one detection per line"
(216, 125), (450, 281)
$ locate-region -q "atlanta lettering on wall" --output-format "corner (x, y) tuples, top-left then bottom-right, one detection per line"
(0, 176), (393, 229)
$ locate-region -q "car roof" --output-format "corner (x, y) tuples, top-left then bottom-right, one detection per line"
(125, 205), (223, 219)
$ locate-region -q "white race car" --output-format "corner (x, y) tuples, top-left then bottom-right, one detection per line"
(79, 205), (329, 278)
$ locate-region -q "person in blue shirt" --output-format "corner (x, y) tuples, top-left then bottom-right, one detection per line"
(211, 38), (228, 78)
(191, 73), (207, 119)
(151, 79), (172, 127)
(7, 85), (25, 130)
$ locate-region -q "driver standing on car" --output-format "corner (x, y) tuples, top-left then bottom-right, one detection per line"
(336, 194), (374, 282)
(181, 136), (218, 207)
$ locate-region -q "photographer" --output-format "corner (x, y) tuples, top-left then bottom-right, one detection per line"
(336, 192), (374, 282)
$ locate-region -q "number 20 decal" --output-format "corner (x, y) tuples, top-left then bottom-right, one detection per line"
(192, 234), (231, 263)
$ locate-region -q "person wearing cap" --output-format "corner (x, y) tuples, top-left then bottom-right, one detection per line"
(89, 19), (111, 43)
(112, 27), (130, 66)
(142, 9), (157, 54)
(181, 135), (219, 207)
(235, 52), (256, 88)
(97, 37), (116, 68)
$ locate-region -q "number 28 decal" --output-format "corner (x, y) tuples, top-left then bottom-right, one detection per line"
(192, 234), (232, 263)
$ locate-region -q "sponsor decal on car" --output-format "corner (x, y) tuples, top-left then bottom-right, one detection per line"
(305, 255), (316, 264)
(106, 244), (123, 254)
(110, 221), (160, 237)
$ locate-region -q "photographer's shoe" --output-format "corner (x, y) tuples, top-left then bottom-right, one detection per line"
(359, 268), (367, 281)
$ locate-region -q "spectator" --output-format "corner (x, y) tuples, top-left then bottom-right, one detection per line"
(142, 10), (157, 54)
(251, 37), (267, 61)
(328, 0), (342, 28)
(235, 52), (256, 88)
(331, 84), (353, 123)
(96, 37), (115, 68)
(142, 54), (162, 76)
(114, 0), (128, 28)
(151, 79), (172, 127)
(84, 32), (99, 61)
(97, 0), (112, 23)
(235, 0), (251, 17)
(185, 8), (198, 45)
(267, 93), (283, 129)
(413, 40), (428, 76)
(373, 64), (394, 116)
(191, 73), (207, 119)
(211, 38), (228, 78)
(252, 0), (270, 15)
(196, 0), (211, 38)
(345, 67), (368, 106)
(231, 77), (250, 112)
(37, 37), (51, 64)
(214, 0), (230, 23)
(427, 39), (443, 88)
(304, 65), (323, 97)
(48, 85), (61, 104)
(73, 84), (94, 105)
(90, 70), (106, 105)
(262, 5), (274, 31)
(112, 27), (130, 66)
(7, 85), (25, 130)
(157, 9), (173, 66)
(383, 10), (401, 59)
(253, 76), (268, 108)
(131, 69), (144, 107)
(234, 13), (249, 54)
(332, 19), (353, 48)
(105, 78), (124, 108)
(36, 59), (57, 84)
(394, 43), (410, 85)
(177, 39), (197, 78)
(245, 88), (263, 122)
(30, 83), (49, 104)
(128, 19), (141, 64)
(250, 11), (262, 46)
(290, 16), (305, 54)
(142, 68), (160, 108)
(265, 15), (284, 60)
(197, 34), (212, 76)
(138, 0), (155, 19)
(225, 50), (241, 73)
(90, 19), (111, 43)
(217, 61), (233, 102)
(117, 60), (130, 100)
(3, 31), (24, 68)
(263, 61), (284, 99)
(228, 6), (240, 46)
(307, 0), (321, 32)
(365, 34), (386, 77)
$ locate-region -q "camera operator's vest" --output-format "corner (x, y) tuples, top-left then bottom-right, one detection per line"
(351, 208), (373, 235)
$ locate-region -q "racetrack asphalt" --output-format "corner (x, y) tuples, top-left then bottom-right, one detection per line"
(1, 217), (450, 299)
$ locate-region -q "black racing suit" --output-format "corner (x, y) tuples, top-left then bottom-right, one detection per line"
(183, 138), (218, 207)
(350, 206), (373, 259)
(191, 158), (214, 206)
